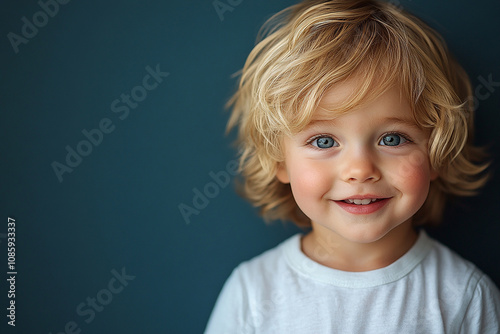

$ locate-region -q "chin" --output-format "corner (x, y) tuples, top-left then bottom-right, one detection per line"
(344, 231), (391, 244)
(336, 223), (403, 244)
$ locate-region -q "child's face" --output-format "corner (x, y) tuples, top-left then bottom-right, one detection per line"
(277, 80), (438, 244)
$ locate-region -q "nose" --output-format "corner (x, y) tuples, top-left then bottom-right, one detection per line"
(339, 150), (381, 183)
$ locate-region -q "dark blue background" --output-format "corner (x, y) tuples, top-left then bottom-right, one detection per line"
(1, 0), (499, 333)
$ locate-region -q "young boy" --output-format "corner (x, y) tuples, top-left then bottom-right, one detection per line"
(205, 0), (500, 332)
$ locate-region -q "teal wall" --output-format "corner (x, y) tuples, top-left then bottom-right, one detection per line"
(1, 0), (499, 333)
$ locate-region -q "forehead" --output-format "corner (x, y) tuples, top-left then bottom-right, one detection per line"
(313, 77), (413, 122)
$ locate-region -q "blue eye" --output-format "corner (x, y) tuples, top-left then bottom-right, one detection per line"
(379, 133), (408, 146)
(312, 136), (338, 149)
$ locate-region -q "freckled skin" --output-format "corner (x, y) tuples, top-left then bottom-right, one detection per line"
(276, 83), (438, 271)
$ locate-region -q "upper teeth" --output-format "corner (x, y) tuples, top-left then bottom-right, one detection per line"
(345, 198), (378, 205)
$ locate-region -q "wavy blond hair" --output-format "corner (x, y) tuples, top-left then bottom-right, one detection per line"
(227, 0), (489, 227)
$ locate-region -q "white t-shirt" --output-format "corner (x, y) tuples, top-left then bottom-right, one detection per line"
(205, 230), (500, 333)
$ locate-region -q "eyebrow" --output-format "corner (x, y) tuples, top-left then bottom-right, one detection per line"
(383, 117), (421, 130)
(306, 116), (421, 130)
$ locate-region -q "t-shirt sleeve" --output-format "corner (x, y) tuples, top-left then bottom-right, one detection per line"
(204, 266), (253, 334)
(459, 274), (500, 334)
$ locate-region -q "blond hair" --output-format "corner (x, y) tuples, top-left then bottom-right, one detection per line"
(227, 0), (489, 227)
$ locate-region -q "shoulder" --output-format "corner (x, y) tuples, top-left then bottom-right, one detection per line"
(460, 274), (500, 332)
(423, 235), (478, 275)
(204, 234), (301, 334)
(421, 234), (499, 289)
(420, 234), (488, 294)
(233, 233), (301, 286)
(214, 233), (302, 299)
(419, 233), (500, 331)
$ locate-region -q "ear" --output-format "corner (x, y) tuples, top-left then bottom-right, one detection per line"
(276, 162), (290, 184)
(430, 169), (439, 181)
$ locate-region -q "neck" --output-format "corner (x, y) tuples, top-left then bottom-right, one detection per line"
(301, 221), (418, 272)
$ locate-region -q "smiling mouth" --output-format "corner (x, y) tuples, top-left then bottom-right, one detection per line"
(333, 197), (391, 214)
(342, 198), (384, 205)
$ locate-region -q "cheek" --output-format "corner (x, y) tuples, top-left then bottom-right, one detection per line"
(289, 161), (331, 202)
(388, 150), (432, 199)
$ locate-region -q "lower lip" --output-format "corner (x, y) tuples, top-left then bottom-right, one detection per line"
(334, 198), (390, 215)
